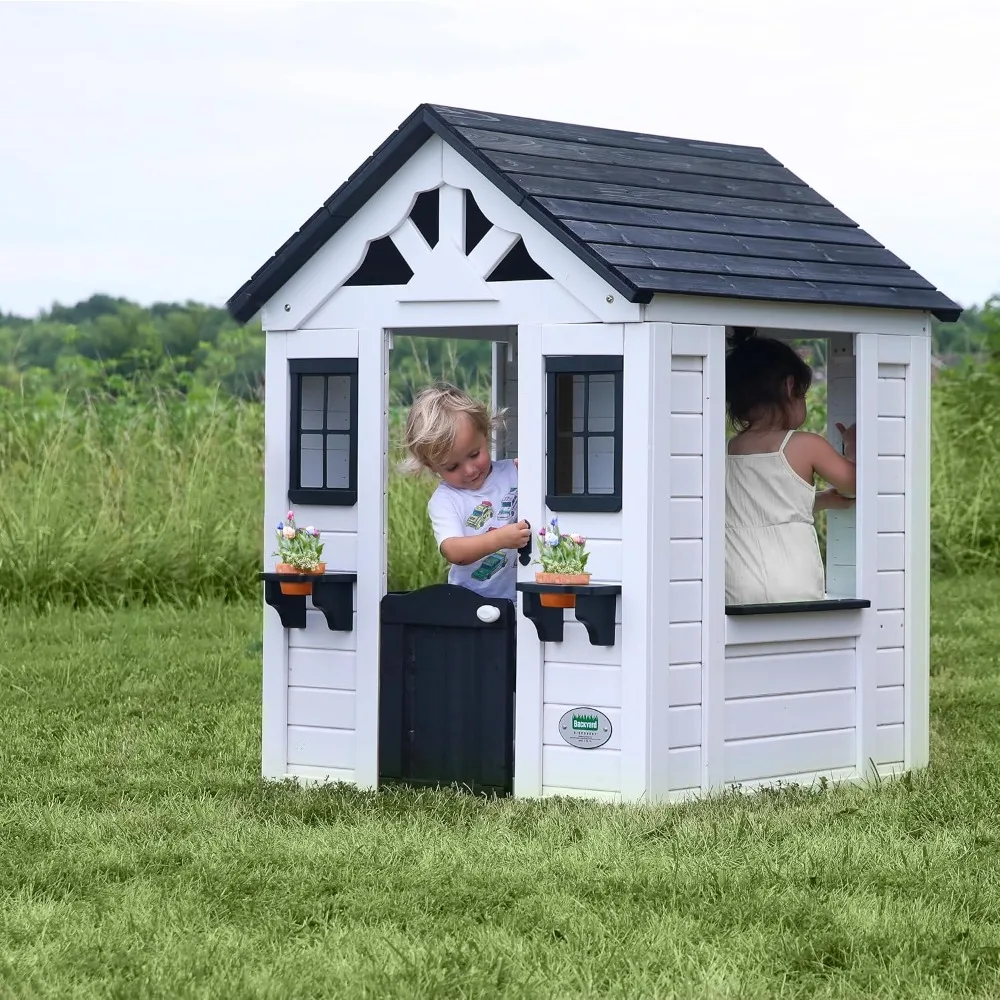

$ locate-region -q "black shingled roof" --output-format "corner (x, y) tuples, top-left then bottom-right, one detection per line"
(226, 104), (962, 324)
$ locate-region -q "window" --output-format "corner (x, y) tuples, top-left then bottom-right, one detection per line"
(545, 356), (623, 512)
(288, 359), (358, 505)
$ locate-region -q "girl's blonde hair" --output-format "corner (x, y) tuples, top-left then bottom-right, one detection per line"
(400, 382), (505, 475)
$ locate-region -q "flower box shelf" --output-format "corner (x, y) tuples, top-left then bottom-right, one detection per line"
(516, 583), (622, 646)
(260, 572), (357, 631)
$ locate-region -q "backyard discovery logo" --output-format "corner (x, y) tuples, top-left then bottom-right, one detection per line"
(558, 708), (612, 749)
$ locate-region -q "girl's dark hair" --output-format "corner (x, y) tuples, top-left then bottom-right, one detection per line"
(725, 327), (813, 430)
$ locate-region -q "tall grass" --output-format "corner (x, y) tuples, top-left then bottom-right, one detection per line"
(0, 366), (997, 607)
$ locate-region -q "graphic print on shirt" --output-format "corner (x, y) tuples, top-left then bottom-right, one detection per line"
(498, 487), (518, 523)
(465, 500), (495, 530)
(471, 551), (508, 581)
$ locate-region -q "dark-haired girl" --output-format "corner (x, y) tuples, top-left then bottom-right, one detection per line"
(725, 331), (857, 605)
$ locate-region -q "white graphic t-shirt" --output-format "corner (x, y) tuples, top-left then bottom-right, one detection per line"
(427, 459), (519, 601)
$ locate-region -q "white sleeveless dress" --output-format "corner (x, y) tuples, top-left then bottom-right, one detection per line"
(725, 429), (825, 605)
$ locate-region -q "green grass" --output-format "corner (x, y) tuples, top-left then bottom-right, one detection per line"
(2, 575), (1000, 998)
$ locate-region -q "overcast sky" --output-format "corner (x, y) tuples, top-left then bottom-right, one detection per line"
(1, 0), (997, 318)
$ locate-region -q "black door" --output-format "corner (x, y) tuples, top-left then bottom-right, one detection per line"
(379, 583), (516, 796)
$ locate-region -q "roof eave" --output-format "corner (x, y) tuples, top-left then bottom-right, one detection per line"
(226, 106), (435, 323)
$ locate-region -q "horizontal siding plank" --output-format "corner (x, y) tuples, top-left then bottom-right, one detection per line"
(877, 495), (905, 533)
(542, 745), (620, 792)
(670, 413), (703, 454)
(671, 456), (703, 497)
(315, 532), (359, 573)
(877, 417), (906, 456)
(670, 371), (703, 412)
(726, 690), (855, 741)
(670, 356), (703, 372)
(287, 611), (358, 650)
(877, 570), (905, 611)
(544, 622), (623, 665)
(877, 533), (905, 572)
(287, 647), (356, 689)
(728, 636), (856, 659)
(287, 688), (355, 729)
(287, 725), (355, 770)
(537, 197), (882, 247)
(668, 746), (702, 790)
(669, 623), (702, 665)
(877, 456), (906, 495)
(725, 729), (855, 783)
(877, 647), (905, 687)
(285, 764), (355, 784)
(457, 127), (800, 182)
(876, 686), (904, 726)
(669, 580), (702, 623)
(726, 611), (863, 646)
(877, 379), (906, 416)
(616, 268), (957, 314)
(544, 704), (621, 750)
(544, 663), (621, 708)
(564, 219), (906, 267)
(669, 705), (701, 748)
(725, 647), (855, 699)
(511, 174), (854, 226)
(668, 664), (702, 706)
(874, 724), (905, 764)
(670, 540), (703, 581)
(670, 498), (702, 539)
(876, 611), (905, 649)
(485, 150), (829, 205)
(592, 244), (932, 290)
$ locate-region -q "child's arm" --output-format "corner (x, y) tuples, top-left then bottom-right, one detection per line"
(789, 424), (857, 497)
(441, 522), (531, 566)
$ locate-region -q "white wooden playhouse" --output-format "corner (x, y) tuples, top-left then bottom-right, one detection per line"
(228, 104), (961, 803)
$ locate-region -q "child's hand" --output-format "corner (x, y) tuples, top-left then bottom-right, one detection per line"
(835, 422), (857, 461)
(502, 520), (531, 550)
(816, 487), (855, 510)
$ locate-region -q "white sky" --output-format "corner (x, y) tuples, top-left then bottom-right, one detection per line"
(1, 0), (997, 318)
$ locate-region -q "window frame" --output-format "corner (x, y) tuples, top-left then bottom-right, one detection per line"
(287, 358), (359, 506)
(544, 355), (624, 514)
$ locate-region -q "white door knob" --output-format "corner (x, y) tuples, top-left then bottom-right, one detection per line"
(476, 605), (501, 623)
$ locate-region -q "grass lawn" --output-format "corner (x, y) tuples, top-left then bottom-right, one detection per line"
(3, 576), (1000, 999)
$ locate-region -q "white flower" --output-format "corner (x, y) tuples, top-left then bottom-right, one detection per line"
(282, 526), (296, 539)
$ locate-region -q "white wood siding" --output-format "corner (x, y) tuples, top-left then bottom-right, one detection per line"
(663, 324), (729, 794)
(536, 324), (626, 798)
(874, 354), (909, 768)
(263, 329), (367, 782)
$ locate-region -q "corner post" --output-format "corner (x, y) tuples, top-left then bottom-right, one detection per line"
(353, 327), (390, 789)
(854, 332), (880, 780)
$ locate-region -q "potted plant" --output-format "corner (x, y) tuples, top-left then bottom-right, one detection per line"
(534, 517), (590, 608)
(273, 510), (326, 595)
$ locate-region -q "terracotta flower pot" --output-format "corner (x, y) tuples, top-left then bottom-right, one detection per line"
(535, 571), (591, 608)
(276, 562), (326, 596)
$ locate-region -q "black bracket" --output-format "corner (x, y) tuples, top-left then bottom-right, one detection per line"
(259, 572), (357, 630)
(515, 583), (622, 646)
(517, 520), (532, 566)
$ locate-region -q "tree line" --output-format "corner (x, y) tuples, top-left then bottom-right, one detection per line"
(2, 292), (996, 403)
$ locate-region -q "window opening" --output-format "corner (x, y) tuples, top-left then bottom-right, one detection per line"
(288, 359), (358, 505)
(546, 356), (623, 512)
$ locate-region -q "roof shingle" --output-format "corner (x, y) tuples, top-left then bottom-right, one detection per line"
(226, 104), (961, 323)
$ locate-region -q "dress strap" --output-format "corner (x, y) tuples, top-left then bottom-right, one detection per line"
(778, 429), (796, 454)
